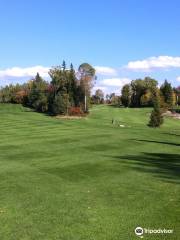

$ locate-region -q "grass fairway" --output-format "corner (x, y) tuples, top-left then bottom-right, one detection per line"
(0, 104), (179, 240)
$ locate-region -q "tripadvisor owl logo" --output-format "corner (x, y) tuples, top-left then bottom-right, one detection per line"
(135, 227), (144, 236)
(134, 226), (173, 237)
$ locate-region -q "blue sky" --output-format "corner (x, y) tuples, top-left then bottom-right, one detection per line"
(0, 0), (180, 93)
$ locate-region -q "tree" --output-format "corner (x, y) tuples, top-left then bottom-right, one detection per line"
(131, 79), (147, 107)
(49, 61), (71, 115)
(130, 77), (158, 107)
(49, 64), (68, 95)
(108, 93), (121, 106)
(51, 93), (69, 115)
(78, 63), (96, 112)
(92, 89), (104, 104)
(105, 94), (110, 104)
(121, 84), (131, 107)
(172, 91), (177, 106)
(0, 85), (12, 103)
(27, 73), (48, 112)
(68, 63), (78, 106)
(14, 90), (27, 104)
(148, 90), (163, 127)
(48, 61), (89, 115)
(62, 60), (66, 71)
(160, 80), (174, 107)
(140, 90), (153, 107)
(174, 87), (180, 105)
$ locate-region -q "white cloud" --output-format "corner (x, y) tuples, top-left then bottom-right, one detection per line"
(102, 78), (131, 87)
(93, 86), (108, 91)
(94, 66), (117, 76)
(0, 66), (50, 78)
(176, 76), (180, 82)
(92, 78), (131, 95)
(126, 56), (180, 71)
(92, 86), (108, 94)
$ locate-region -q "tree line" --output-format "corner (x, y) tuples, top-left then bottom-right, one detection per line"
(0, 61), (96, 115)
(121, 77), (178, 108)
(1, 62), (180, 126)
(93, 77), (179, 108)
(92, 77), (179, 128)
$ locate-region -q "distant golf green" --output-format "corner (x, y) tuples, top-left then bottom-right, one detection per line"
(0, 104), (179, 240)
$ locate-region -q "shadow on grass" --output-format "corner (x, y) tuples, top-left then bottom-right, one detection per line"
(110, 152), (180, 183)
(42, 162), (122, 182)
(132, 139), (180, 147)
(162, 132), (180, 137)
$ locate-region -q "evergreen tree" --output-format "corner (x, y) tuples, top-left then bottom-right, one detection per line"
(68, 63), (77, 105)
(148, 90), (163, 127)
(62, 60), (66, 71)
(160, 80), (174, 107)
(121, 84), (131, 107)
(51, 93), (69, 115)
(27, 73), (48, 112)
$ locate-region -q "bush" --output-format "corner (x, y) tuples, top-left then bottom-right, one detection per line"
(148, 109), (163, 127)
(51, 94), (69, 115)
(148, 90), (163, 128)
(69, 107), (83, 116)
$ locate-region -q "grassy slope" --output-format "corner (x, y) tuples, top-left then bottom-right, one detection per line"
(0, 104), (179, 240)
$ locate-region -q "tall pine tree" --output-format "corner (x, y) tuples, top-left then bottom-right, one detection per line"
(160, 80), (174, 107)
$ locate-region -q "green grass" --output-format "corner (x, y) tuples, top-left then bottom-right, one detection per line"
(0, 104), (179, 240)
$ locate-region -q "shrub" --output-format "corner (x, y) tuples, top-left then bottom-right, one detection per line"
(51, 94), (69, 115)
(148, 108), (163, 127)
(148, 90), (163, 128)
(69, 107), (83, 116)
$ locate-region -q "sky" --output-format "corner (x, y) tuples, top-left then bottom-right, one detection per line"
(0, 0), (180, 94)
